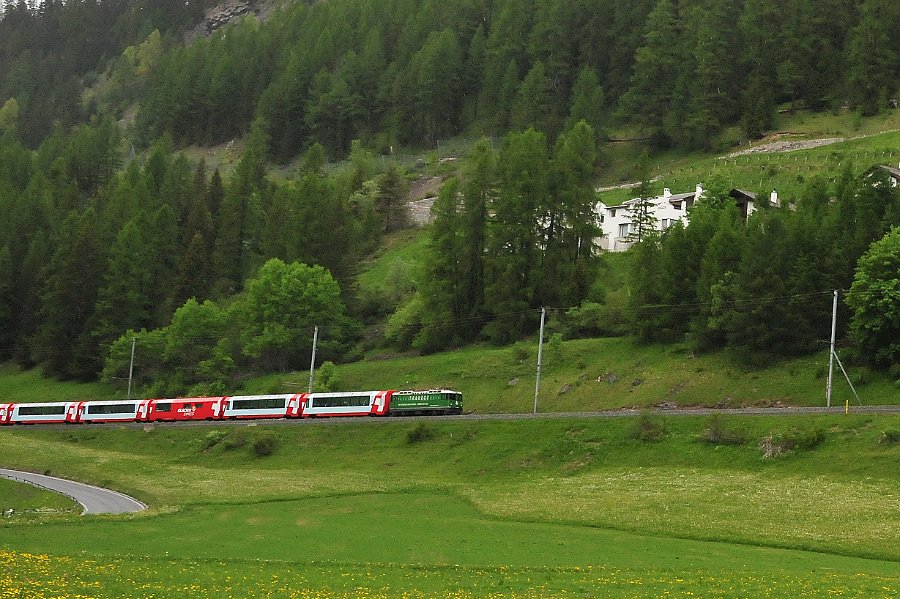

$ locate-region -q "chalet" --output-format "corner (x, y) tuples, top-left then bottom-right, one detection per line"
(595, 184), (780, 252)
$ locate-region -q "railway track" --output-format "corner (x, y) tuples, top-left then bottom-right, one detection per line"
(9, 404), (899, 431)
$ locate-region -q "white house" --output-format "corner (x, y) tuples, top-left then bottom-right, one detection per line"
(595, 184), (780, 252)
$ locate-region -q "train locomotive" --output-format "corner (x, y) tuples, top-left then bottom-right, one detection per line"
(0, 389), (463, 425)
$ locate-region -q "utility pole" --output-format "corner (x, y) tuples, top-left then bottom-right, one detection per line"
(826, 290), (838, 408)
(308, 326), (319, 393)
(127, 337), (136, 400)
(534, 307), (545, 414)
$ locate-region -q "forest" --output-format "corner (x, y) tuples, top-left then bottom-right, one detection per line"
(0, 0), (898, 395)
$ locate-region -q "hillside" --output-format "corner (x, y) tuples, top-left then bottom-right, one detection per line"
(0, 0), (897, 396)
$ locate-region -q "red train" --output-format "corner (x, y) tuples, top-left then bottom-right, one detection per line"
(0, 389), (463, 425)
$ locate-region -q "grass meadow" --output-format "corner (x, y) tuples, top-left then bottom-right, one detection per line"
(1, 413), (898, 597)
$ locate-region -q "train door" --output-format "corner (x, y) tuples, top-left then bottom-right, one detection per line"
(287, 394), (304, 417)
(212, 399), (226, 420)
(65, 403), (83, 423)
(373, 391), (388, 416)
(297, 394), (308, 418)
(137, 401), (150, 421)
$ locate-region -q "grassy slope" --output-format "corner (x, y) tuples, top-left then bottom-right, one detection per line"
(0, 414), (898, 596)
(0, 363), (119, 403)
(598, 107), (900, 203)
(0, 478), (78, 514)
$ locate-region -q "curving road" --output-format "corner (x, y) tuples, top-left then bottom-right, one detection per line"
(0, 468), (147, 515)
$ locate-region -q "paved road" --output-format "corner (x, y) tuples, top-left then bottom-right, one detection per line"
(0, 468), (147, 515)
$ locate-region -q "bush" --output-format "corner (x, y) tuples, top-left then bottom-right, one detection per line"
(252, 432), (278, 457)
(223, 428), (249, 450)
(629, 413), (666, 442)
(407, 422), (434, 444)
(878, 430), (900, 446)
(701, 414), (748, 446)
(200, 430), (228, 451)
(511, 342), (531, 363)
(315, 360), (341, 392)
(760, 428), (825, 458)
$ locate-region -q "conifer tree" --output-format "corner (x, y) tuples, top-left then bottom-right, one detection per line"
(483, 128), (547, 343)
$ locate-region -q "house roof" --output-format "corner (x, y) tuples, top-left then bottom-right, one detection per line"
(876, 164), (900, 179)
(603, 190), (697, 210)
(666, 191), (696, 204)
(729, 188), (757, 202)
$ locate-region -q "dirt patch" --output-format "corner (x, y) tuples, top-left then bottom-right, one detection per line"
(724, 137), (845, 158)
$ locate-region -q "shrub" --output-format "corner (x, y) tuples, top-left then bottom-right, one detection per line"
(200, 430), (228, 451)
(223, 428), (249, 450)
(878, 430), (900, 446)
(629, 413), (666, 442)
(511, 342), (531, 363)
(407, 422), (434, 444)
(315, 361), (341, 392)
(760, 428), (825, 458)
(701, 414), (748, 446)
(252, 432), (278, 457)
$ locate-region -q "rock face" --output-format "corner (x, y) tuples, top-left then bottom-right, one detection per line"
(187, 0), (278, 41)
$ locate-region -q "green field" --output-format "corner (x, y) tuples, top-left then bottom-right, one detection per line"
(1, 413), (898, 597)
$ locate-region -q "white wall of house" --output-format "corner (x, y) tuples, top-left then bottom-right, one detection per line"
(596, 184), (702, 252)
(595, 184), (783, 252)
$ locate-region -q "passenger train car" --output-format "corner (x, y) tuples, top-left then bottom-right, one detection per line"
(0, 389), (463, 425)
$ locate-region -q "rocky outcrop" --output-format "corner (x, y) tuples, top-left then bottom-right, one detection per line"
(186, 0), (280, 41)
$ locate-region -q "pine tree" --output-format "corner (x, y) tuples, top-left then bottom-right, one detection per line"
(483, 128), (547, 343)
(567, 66), (605, 138)
(38, 209), (105, 380)
(511, 61), (557, 137)
(625, 154), (658, 244)
(845, 0), (899, 115)
(92, 218), (155, 351)
(375, 166), (409, 233)
(621, 0), (681, 147)
(459, 139), (496, 325)
(416, 178), (465, 352)
(548, 120), (602, 307)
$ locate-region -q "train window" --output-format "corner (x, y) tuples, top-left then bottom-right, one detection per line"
(231, 398), (286, 410)
(86, 403), (136, 415)
(18, 405), (66, 416)
(155, 403), (172, 412)
(310, 395), (370, 408)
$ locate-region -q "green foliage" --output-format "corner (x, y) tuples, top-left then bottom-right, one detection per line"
(251, 432), (279, 457)
(878, 429), (900, 445)
(629, 413), (666, 442)
(315, 361), (341, 392)
(200, 430), (228, 452)
(385, 295), (425, 350)
(406, 422), (435, 444)
(701, 414), (749, 445)
(223, 428), (250, 451)
(238, 259), (350, 372)
(846, 227), (900, 369)
(759, 428), (825, 458)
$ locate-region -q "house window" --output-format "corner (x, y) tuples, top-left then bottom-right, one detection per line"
(610, 208), (616, 217)
(661, 219), (669, 229)
(674, 202), (682, 210)
(618, 223), (629, 238)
